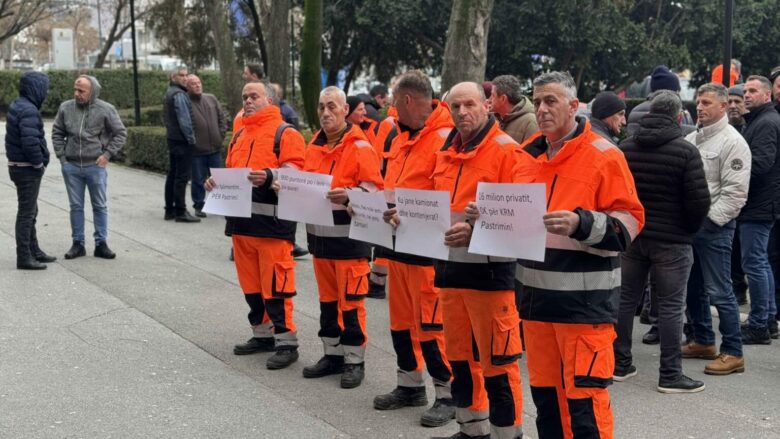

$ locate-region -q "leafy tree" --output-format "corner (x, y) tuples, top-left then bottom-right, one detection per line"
(146, 0), (214, 69)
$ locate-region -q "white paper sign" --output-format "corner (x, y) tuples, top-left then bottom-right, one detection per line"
(347, 189), (393, 249)
(277, 168), (334, 226)
(468, 182), (546, 261)
(202, 168), (252, 217)
(394, 188), (450, 260)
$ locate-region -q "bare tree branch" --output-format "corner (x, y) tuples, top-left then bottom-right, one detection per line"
(0, 0), (56, 44)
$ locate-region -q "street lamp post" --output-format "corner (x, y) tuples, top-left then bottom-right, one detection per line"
(722, 0), (733, 87)
(130, 0), (141, 125)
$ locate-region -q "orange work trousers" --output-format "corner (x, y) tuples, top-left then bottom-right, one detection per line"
(233, 235), (297, 347)
(523, 320), (616, 439)
(313, 257), (370, 364)
(388, 261), (451, 397)
(441, 288), (523, 439)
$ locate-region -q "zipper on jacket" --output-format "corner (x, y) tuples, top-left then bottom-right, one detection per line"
(395, 148), (413, 184)
(450, 163), (464, 204)
(546, 174), (559, 210)
(328, 160), (336, 175)
(78, 108), (87, 167)
(244, 140), (255, 167)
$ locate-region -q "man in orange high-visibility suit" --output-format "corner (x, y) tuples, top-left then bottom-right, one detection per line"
(486, 71), (644, 439)
(205, 81), (306, 370)
(371, 71), (456, 427)
(385, 81), (521, 439)
(300, 86), (384, 389)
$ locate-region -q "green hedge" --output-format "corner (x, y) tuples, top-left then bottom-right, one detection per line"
(117, 106), (165, 127)
(0, 69), (225, 117)
(123, 126), (232, 173)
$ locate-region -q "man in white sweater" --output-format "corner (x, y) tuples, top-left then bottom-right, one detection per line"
(683, 82), (751, 375)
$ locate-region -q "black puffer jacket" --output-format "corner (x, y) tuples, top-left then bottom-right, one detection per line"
(619, 113), (710, 243)
(4, 72), (50, 166)
(739, 102), (780, 221)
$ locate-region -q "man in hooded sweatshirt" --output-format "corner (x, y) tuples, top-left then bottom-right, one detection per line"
(53, 75), (127, 260)
(5, 71), (55, 270)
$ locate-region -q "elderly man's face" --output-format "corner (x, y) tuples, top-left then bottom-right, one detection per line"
(74, 78), (91, 105)
(743, 79), (771, 110)
(242, 83), (271, 116)
(187, 76), (202, 96)
(447, 83), (489, 141)
(533, 82), (579, 139)
(604, 110), (626, 136)
(728, 94), (746, 121)
(318, 92), (348, 134)
(172, 69), (188, 86)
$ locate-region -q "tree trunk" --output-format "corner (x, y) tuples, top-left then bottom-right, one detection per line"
(244, 0), (269, 74)
(205, 0), (243, 114)
(440, 0), (495, 93)
(299, 0), (322, 130)
(266, 0), (290, 91)
(94, 0), (125, 69)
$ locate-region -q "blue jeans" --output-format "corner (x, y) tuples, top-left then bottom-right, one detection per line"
(191, 151), (222, 210)
(62, 163), (108, 243)
(687, 219), (742, 356)
(740, 220), (778, 328)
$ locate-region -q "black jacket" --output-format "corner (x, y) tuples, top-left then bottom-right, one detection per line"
(619, 113), (710, 243)
(163, 83), (195, 151)
(4, 72), (50, 167)
(739, 102), (780, 221)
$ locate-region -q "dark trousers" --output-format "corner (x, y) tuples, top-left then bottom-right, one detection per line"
(769, 224), (780, 321)
(191, 151), (222, 210)
(615, 237), (693, 383)
(9, 166), (44, 260)
(164, 145), (193, 216)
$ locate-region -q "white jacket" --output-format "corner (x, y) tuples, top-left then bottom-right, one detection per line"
(685, 115), (751, 226)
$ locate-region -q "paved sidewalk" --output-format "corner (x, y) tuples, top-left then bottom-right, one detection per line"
(0, 122), (779, 438)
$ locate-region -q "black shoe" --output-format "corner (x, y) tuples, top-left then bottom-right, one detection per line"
(303, 355), (344, 378)
(292, 244), (309, 259)
(420, 398), (456, 427)
(613, 364), (637, 382)
(33, 250), (57, 263)
(431, 432), (490, 439)
(657, 375), (705, 394)
(94, 241), (116, 259)
(642, 326), (660, 345)
(367, 279), (386, 299)
(340, 363), (365, 389)
(741, 325), (772, 345)
(266, 348), (299, 370)
(17, 257), (47, 270)
(639, 308), (651, 325)
(233, 337), (275, 355)
(769, 320), (779, 340)
(194, 208), (207, 218)
(175, 211), (201, 223)
(374, 386), (427, 410)
(64, 242), (86, 260)
(164, 211), (175, 221)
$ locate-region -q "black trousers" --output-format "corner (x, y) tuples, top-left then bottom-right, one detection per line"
(164, 145), (193, 215)
(9, 166), (44, 260)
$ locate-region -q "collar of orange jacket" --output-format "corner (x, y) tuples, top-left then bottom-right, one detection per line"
(242, 105), (283, 127)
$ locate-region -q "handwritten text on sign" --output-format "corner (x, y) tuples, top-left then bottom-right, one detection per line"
(394, 188), (450, 260)
(468, 182), (546, 261)
(277, 168), (334, 226)
(202, 167), (252, 217)
(347, 189), (393, 249)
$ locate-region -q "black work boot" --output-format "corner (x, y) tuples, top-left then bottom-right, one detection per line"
(769, 320), (779, 340)
(373, 386), (427, 410)
(94, 241), (116, 259)
(741, 326), (771, 345)
(340, 363), (365, 389)
(266, 348), (299, 370)
(175, 211), (201, 223)
(291, 244), (309, 258)
(233, 337), (275, 355)
(32, 246), (57, 263)
(420, 398), (456, 427)
(64, 241), (86, 260)
(366, 279), (386, 299)
(303, 355), (344, 378)
(17, 256), (46, 270)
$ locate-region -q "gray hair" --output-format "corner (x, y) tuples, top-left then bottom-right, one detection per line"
(263, 79), (279, 105)
(170, 65), (187, 80)
(491, 75), (523, 105)
(320, 86), (347, 104)
(731, 59), (742, 73)
(649, 90), (682, 118)
(746, 75), (772, 92)
(395, 70), (433, 98)
(696, 83), (728, 102)
(533, 71), (577, 100)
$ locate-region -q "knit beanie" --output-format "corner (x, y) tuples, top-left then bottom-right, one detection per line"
(650, 65), (681, 92)
(728, 84), (744, 98)
(346, 95), (363, 117)
(591, 91), (626, 119)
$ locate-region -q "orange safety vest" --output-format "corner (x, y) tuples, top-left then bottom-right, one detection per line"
(304, 123), (385, 259)
(373, 106), (399, 174)
(513, 117), (645, 324)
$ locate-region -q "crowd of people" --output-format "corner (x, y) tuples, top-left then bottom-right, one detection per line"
(5, 60), (780, 439)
